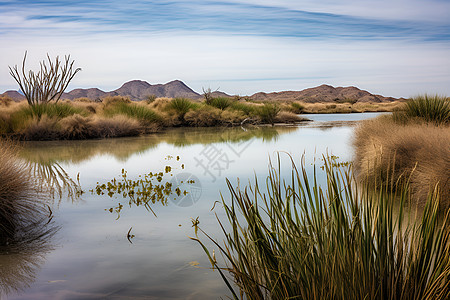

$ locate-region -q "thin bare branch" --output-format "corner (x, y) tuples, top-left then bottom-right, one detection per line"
(8, 52), (81, 106)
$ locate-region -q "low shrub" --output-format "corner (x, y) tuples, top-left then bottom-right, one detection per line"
(73, 97), (93, 103)
(274, 111), (307, 123)
(255, 103), (281, 125)
(0, 96), (14, 107)
(220, 110), (247, 125)
(149, 97), (171, 110)
(0, 112), (9, 135)
(209, 97), (232, 110)
(103, 102), (161, 125)
(11, 102), (86, 122)
(101, 96), (131, 106)
(192, 155), (450, 299)
(184, 106), (222, 126)
(59, 114), (95, 139)
(145, 94), (157, 104)
(229, 102), (256, 115)
(168, 98), (197, 117)
(19, 115), (61, 141)
(290, 102), (304, 113)
(91, 115), (142, 138)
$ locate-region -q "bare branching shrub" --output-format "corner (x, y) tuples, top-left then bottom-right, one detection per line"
(202, 87), (214, 105)
(9, 52), (81, 106)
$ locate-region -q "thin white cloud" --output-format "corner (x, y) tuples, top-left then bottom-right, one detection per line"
(2, 33), (449, 97)
(221, 0), (450, 23)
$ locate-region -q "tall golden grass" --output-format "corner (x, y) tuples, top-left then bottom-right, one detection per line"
(353, 115), (449, 208)
(0, 139), (51, 242)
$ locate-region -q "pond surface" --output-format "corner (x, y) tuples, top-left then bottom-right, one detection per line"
(2, 113), (383, 299)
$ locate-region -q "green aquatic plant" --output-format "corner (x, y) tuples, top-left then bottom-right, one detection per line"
(191, 154), (450, 299)
(92, 157), (192, 218)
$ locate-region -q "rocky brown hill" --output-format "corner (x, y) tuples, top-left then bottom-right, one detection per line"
(0, 90), (25, 101)
(60, 79), (201, 100)
(249, 84), (399, 103)
(1, 82), (402, 103)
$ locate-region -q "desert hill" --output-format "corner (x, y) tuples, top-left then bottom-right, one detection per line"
(249, 84), (398, 103)
(1, 81), (401, 103)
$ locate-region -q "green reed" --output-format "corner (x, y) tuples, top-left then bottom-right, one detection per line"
(394, 94), (449, 125)
(191, 154), (450, 299)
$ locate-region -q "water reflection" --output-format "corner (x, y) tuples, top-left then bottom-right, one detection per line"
(6, 114), (385, 299)
(0, 207), (58, 297)
(27, 161), (83, 203)
(18, 126), (296, 164)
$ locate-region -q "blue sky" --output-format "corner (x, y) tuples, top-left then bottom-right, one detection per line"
(1, 0), (449, 97)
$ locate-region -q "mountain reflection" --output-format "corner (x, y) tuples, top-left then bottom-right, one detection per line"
(18, 126), (297, 164)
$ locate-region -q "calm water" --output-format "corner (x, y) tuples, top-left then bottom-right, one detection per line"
(2, 113), (383, 299)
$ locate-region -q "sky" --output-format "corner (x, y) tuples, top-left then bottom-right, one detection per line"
(1, 0), (450, 97)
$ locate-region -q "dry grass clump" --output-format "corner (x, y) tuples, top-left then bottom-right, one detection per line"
(102, 101), (162, 126)
(289, 102), (305, 113)
(0, 139), (48, 242)
(229, 101), (256, 115)
(353, 116), (450, 208)
(0, 96), (14, 107)
(18, 115), (61, 141)
(220, 110), (247, 125)
(184, 106), (222, 126)
(299, 101), (405, 114)
(90, 115), (143, 138)
(255, 103), (281, 125)
(149, 97), (171, 110)
(274, 111), (309, 123)
(101, 96), (131, 106)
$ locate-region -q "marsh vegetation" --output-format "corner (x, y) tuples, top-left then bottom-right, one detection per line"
(354, 95), (450, 207)
(192, 155), (450, 299)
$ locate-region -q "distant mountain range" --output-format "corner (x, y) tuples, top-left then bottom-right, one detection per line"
(1, 80), (401, 103)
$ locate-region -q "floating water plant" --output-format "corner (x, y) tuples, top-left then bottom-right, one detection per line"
(92, 156), (193, 218)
